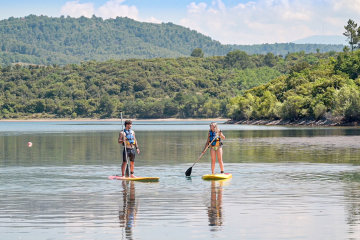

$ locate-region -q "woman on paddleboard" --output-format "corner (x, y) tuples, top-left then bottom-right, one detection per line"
(203, 122), (226, 174)
(118, 120), (140, 178)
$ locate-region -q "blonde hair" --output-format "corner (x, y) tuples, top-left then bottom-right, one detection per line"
(210, 122), (220, 134)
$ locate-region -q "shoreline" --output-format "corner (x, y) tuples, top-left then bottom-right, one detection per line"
(1, 117), (359, 126)
(0, 118), (230, 122)
(226, 119), (360, 127)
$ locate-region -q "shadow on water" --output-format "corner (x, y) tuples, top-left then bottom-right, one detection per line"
(119, 181), (138, 240)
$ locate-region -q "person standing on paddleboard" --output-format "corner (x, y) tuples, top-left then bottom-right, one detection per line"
(118, 120), (140, 178)
(203, 122), (226, 174)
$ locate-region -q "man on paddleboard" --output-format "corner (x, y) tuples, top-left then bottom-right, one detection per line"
(118, 120), (140, 178)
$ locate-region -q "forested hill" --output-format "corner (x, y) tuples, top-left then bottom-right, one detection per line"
(228, 50), (360, 124)
(0, 50), (338, 119)
(0, 15), (344, 65)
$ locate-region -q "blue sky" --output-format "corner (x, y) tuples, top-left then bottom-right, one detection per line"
(0, 0), (359, 44)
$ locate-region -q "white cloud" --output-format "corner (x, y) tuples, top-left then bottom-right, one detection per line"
(60, 1), (94, 18)
(61, 0), (138, 20)
(187, 2), (207, 14)
(59, 0), (360, 44)
(333, 0), (360, 14)
(234, 1), (256, 10)
(143, 17), (162, 24)
(60, 0), (163, 24)
(180, 0), (360, 44)
(96, 0), (138, 20)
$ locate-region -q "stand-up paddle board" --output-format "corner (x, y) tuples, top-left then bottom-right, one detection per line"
(202, 173), (232, 180)
(109, 175), (159, 182)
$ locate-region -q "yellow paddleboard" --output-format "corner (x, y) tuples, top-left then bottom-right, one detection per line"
(202, 173), (232, 180)
(109, 176), (159, 182)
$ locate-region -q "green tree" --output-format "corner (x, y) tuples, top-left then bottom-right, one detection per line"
(98, 95), (115, 118)
(264, 52), (277, 67)
(343, 19), (359, 52)
(190, 48), (204, 57)
(280, 95), (310, 120)
(224, 50), (254, 69)
(334, 50), (360, 79)
(163, 100), (178, 117)
(334, 85), (360, 121)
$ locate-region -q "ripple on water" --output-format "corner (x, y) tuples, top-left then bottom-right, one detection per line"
(1, 163), (360, 239)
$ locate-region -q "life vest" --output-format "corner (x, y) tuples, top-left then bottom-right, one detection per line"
(124, 129), (136, 147)
(209, 130), (221, 147)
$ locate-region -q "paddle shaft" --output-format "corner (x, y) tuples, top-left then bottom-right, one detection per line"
(191, 135), (218, 168)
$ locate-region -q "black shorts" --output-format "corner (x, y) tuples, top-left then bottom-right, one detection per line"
(123, 148), (136, 162)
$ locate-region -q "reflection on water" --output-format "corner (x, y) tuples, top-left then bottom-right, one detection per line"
(2, 122), (360, 239)
(2, 128), (360, 167)
(119, 181), (138, 240)
(340, 172), (360, 239)
(207, 180), (224, 230)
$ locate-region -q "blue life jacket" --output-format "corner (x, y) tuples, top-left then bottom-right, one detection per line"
(209, 130), (220, 146)
(124, 129), (136, 145)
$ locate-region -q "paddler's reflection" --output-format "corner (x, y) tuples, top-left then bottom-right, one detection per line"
(207, 180), (223, 229)
(119, 181), (138, 240)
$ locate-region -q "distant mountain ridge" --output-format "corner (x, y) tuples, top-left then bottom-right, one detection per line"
(0, 15), (345, 65)
(293, 35), (347, 45)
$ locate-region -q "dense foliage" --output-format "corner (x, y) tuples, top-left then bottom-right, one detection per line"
(0, 50), (333, 119)
(228, 50), (360, 122)
(0, 15), (344, 65)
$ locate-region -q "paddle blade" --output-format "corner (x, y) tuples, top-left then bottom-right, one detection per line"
(185, 167), (192, 176)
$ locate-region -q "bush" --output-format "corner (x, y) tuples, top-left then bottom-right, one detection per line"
(312, 102), (327, 120)
(280, 95), (310, 120)
(333, 85), (360, 121)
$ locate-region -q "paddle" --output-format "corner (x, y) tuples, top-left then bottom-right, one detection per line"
(185, 136), (217, 177)
(120, 111), (130, 177)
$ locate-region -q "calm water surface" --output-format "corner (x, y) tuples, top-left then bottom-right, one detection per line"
(1, 121), (360, 240)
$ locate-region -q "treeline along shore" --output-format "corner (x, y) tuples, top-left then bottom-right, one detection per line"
(226, 119), (359, 127)
(228, 49), (360, 126)
(1, 49), (360, 126)
(1, 49), (349, 122)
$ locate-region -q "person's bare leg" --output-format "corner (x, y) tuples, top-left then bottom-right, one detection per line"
(217, 148), (224, 173)
(130, 161), (135, 178)
(210, 149), (216, 174)
(121, 161), (127, 177)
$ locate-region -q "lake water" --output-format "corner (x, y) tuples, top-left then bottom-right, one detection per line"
(1, 121), (360, 240)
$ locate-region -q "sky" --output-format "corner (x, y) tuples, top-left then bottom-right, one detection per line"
(0, 0), (359, 44)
